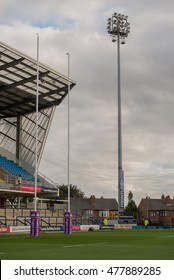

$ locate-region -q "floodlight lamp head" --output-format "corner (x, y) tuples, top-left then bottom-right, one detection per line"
(121, 38), (125, 44)
(107, 12), (130, 41)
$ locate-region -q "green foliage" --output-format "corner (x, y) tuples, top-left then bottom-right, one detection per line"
(124, 190), (138, 218)
(58, 184), (85, 199)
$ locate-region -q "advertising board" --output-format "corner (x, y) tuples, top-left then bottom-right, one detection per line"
(0, 226), (10, 234)
(10, 226), (30, 233)
(80, 225), (99, 231)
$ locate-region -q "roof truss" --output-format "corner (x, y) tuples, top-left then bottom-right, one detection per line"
(0, 41), (76, 119)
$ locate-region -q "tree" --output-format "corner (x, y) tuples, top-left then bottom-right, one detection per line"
(58, 184), (85, 199)
(124, 190), (138, 218)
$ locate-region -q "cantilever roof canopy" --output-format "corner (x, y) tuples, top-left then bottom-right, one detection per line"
(0, 42), (76, 170)
(0, 41), (76, 119)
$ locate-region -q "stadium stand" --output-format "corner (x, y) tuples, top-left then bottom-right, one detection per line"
(0, 155), (35, 181)
(0, 41), (76, 228)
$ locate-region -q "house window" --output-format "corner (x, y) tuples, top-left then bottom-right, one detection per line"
(159, 210), (169, 217)
(85, 210), (93, 217)
(99, 210), (109, 217)
(150, 211), (156, 217)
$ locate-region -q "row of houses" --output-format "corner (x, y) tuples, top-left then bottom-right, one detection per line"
(1, 190), (174, 226)
(70, 194), (174, 226)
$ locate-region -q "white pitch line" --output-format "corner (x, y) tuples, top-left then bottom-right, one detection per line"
(64, 242), (108, 248)
(0, 252), (4, 254)
(158, 235), (174, 238)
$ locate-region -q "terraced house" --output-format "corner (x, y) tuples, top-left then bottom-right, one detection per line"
(138, 195), (174, 227)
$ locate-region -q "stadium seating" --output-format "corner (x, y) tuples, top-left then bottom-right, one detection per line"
(0, 155), (64, 228)
(0, 155), (35, 181)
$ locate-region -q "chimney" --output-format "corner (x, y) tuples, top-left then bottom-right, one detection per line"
(164, 195), (171, 205)
(90, 195), (96, 204)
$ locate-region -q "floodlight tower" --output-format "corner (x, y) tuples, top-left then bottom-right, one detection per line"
(107, 13), (130, 213)
(30, 33), (40, 237)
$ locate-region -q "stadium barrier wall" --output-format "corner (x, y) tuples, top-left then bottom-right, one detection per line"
(114, 224), (133, 229)
(0, 224), (103, 234)
(41, 226), (64, 232)
(0, 226), (10, 233)
(72, 225), (80, 231)
(10, 226), (30, 233)
(80, 225), (100, 231)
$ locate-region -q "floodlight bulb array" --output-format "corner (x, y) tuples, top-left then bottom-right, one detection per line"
(107, 13), (130, 43)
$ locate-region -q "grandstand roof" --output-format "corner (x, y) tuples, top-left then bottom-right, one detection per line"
(0, 41), (76, 119)
(0, 42), (76, 170)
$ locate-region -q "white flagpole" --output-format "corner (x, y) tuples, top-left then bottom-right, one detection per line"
(34, 33), (39, 212)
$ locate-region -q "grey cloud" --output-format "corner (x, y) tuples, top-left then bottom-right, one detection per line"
(1, 0), (174, 204)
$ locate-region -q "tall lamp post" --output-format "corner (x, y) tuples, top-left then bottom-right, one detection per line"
(107, 13), (130, 213)
(64, 52), (72, 235)
(30, 33), (40, 237)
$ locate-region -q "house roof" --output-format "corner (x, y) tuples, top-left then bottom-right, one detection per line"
(70, 197), (118, 211)
(140, 198), (174, 211)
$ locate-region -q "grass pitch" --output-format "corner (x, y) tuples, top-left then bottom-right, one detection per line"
(0, 229), (174, 260)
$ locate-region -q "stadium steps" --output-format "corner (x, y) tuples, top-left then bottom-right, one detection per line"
(6, 209), (14, 217)
(72, 218), (82, 225)
(40, 217), (63, 226)
(14, 209), (23, 216)
(88, 217), (103, 225)
(22, 209), (31, 216)
(0, 216), (6, 225)
(52, 211), (59, 217)
(40, 217), (50, 226)
(0, 216), (16, 226)
(0, 209), (5, 216)
(6, 217), (16, 226)
(39, 210), (46, 216)
(16, 217), (29, 226)
(0, 208), (65, 227)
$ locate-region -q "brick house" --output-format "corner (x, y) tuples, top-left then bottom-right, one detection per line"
(70, 195), (118, 224)
(138, 195), (174, 226)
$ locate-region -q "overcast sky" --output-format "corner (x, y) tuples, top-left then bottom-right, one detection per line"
(1, 0), (174, 204)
